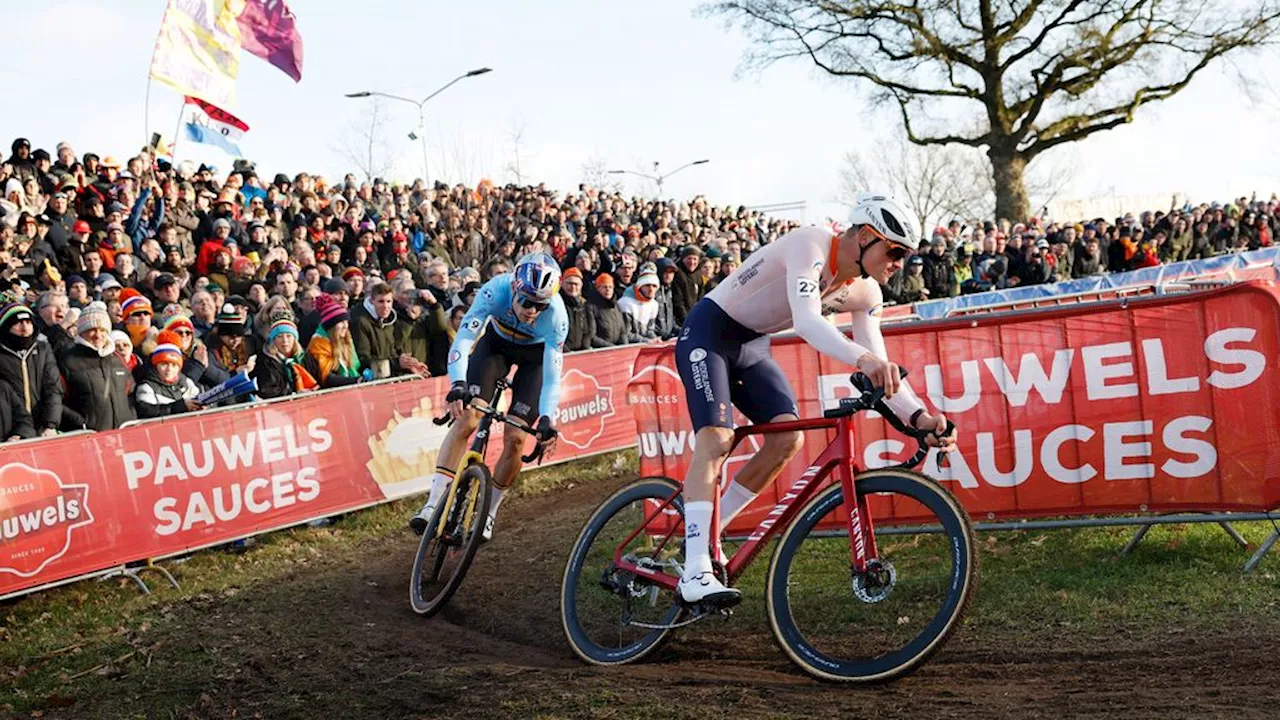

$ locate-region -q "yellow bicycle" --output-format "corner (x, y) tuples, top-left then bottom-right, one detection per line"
(408, 378), (552, 616)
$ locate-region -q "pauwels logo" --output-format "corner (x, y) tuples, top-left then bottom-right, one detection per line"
(555, 368), (616, 450)
(0, 463), (93, 578)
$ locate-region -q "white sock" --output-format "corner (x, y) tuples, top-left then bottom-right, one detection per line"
(488, 485), (506, 518)
(683, 501), (714, 578)
(719, 480), (758, 526)
(425, 471), (452, 510)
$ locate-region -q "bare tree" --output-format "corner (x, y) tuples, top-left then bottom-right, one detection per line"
(332, 97), (394, 183)
(581, 154), (624, 193)
(702, 0), (1280, 221)
(839, 135), (992, 232)
(505, 119), (528, 185)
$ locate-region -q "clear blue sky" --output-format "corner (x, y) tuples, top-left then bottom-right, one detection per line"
(4, 0), (1280, 223)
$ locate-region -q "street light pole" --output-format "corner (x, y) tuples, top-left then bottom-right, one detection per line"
(607, 158), (709, 197)
(345, 67), (492, 183)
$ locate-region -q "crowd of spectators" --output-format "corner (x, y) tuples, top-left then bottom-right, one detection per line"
(0, 133), (1273, 440)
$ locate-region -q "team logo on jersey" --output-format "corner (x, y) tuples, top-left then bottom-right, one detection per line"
(679, 326), (691, 341)
(868, 304), (883, 317)
(553, 368), (615, 450)
(688, 348), (707, 363)
(796, 277), (819, 298)
(448, 350), (460, 364)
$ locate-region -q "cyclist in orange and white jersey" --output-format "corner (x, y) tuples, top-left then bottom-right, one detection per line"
(674, 192), (958, 607)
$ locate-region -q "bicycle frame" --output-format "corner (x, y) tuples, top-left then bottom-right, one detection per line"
(431, 397), (501, 542)
(612, 412), (881, 592)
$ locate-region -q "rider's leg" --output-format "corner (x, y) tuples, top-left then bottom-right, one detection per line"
(681, 425), (735, 575)
(720, 356), (804, 524)
(491, 420), (527, 515)
(411, 409), (480, 522)
(718, 413), (802, 524)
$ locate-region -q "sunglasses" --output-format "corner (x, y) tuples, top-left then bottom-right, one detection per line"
(517, 297), (550, 311)
(174, 329), (194, 337)
(128, 311), (152, 319)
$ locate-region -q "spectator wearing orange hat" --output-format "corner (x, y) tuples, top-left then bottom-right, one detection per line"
(159, 306), (229, 390)
(586, 272), (637, 347)
(117, 287), (155, 350)
(558, 267), (596, 352)
(134, 330), (202, 418)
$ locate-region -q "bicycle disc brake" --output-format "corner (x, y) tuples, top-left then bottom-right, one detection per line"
(852, 559), (897, 604)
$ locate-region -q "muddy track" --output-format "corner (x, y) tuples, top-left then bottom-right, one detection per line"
(44, 473), (1280, 719)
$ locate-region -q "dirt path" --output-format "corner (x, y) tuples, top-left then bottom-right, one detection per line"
(33, 474), (1280, 719)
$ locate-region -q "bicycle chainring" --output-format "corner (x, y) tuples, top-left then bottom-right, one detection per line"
(852, 559), (897, 604)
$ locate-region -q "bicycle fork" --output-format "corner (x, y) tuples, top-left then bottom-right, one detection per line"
(838, 441), (881, 575)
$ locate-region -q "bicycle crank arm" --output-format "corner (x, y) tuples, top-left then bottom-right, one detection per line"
(625, 606), (732, 630)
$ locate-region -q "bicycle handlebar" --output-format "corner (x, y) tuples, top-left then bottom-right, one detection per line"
(822, 369), (956, 472)
(432, 390), (555, 465)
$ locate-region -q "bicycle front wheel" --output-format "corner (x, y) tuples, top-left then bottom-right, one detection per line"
(765, 468), (976, 683)
(409, 463), (492, 617)
(561, 477), (686, 666)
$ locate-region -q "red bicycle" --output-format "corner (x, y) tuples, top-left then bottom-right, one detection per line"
(560, 372), (975, 683)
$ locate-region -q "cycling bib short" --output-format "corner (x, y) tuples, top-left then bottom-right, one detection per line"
(675, 298), (798, 432)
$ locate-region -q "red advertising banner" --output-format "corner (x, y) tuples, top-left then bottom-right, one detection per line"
(629, 282), (1280, 535)
(0, 345), (641, 600)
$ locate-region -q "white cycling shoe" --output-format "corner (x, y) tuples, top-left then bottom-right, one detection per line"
(480, 514), (495, 543)
(408, 502), (436, 536)
(677, 571), (742, 608)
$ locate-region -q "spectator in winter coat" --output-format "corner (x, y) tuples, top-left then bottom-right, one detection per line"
(158, 307), (229, 390)
(0, 297), (62, 437)
(920, 238), (956, 298)
(618, 263), (661, 340)
(351, 282), (401, 379)
(670, 245), (703, 327)
(0, 380), (35, 442)
(250, 314), (320, 399)
(559, 268), (596, 352)
(60, 302), (135, 431)
(901, 256), (929, 302)
(1072, 238), (1104, 277)
(588, 273), (638, 346)
(111, 330), (140, 376)
(134, 331), (203, 418)
(307, 294), (363, 387)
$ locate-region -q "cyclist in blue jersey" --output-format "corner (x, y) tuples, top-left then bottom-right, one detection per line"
(409, 253), (568, 541)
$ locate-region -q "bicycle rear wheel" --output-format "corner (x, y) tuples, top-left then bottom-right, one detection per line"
(766, 468), (975, 683)
(409, 463), (492, 617)
(561, 477), (686, 666)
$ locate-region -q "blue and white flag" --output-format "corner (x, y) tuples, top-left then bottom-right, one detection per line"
(182, 96), (249, 156)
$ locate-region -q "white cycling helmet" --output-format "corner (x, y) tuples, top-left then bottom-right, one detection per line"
(847, 192), (921, 250)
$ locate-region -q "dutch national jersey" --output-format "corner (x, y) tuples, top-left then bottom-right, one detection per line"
(447, 274), (570, 417)
(704, 226), (925, 422)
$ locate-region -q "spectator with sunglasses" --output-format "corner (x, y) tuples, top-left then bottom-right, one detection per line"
(408, 252), (567, 543)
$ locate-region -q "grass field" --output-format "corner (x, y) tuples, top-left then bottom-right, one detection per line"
(3, 449), (1279, 718)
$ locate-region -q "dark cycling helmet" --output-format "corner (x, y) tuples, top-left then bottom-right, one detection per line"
(512, 252), (560, 303)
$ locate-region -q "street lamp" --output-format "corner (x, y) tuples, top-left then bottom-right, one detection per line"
(345, 67), (493, 182)
(608, 158), (709, 196)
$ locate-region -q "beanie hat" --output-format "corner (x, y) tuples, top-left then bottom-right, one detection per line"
(314, 294), (350, 330)
(562, 267), (582, 281)
(161, 306), (195, 334)
(119, 288), (152, 317)
(341, 267), (364, 282)
(594, 273), (614, 290)
(77, 301), (111, 336)
(217, 302), (247, 325)
(267, 313), (299, 345)
(635, 267), (659, 289)
(110, 330), (131, 350)
(0, 294), (32, 333)
(151, 330), (184, 367)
